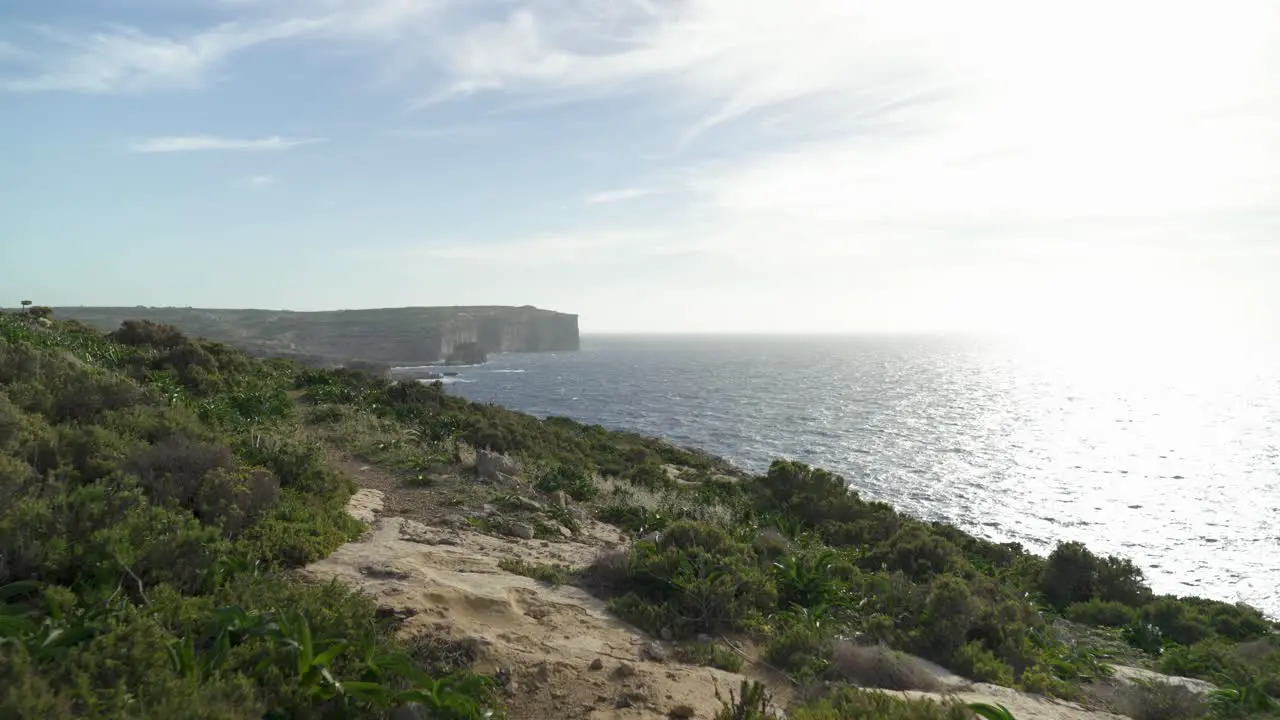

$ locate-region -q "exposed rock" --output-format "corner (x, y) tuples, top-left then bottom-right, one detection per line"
(589, 658), (604, 671)
(359, 563), (410, 580)
(613, 662), (638, 679)
(511, 496), (544, 512)
(659, 627), (674, 642)
(556, 524), (574, 539)
(549, 490), (569, 509)
(1111, 665), (1217, 694)
(616, 690), (651, 709)
(640, 531), (662, 545)
(476, 450), (520, 482)
(668, 704), (697, 719)
(641, 643), (668, 663)
(344, 488), (385, 524)
(375, 605), (418, 624)
(399, 520), (461, 546)
(506, 522), (536, 540)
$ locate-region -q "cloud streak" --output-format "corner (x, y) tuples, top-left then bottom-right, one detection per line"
(585, 188), (659, 205)
(131, 135), (326, 153)
(0, 19), (323, 93)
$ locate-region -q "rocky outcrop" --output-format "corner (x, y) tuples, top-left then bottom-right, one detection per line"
(475, 450), (520, 482)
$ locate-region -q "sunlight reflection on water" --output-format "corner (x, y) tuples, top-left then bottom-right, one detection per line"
(438, 334), (1280, 616)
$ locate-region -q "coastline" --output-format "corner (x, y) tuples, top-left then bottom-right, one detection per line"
(437, 338), (1280, 620)
(3, 311), (1276, 719)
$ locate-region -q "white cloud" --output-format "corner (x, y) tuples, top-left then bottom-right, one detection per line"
(246, 175), (276, 186)
(413, 0), (1279, 266)
(7, 0), (1279, 331)
(585, 188), (659, 205)
(0, 19), (323, 93)
(131, 135), (326, 152)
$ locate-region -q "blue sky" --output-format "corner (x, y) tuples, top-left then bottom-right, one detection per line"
(2, 0), (1277, 334)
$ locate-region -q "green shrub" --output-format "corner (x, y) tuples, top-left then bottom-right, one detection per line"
(497, 558), (568, 586)
(1141, 598), (1213, 646)
(951, 641), (1015, 686)
(1124, 621), (1167, 655)
(597, 502), (667, 534)
(622, 460), (671, 489)
(607, 521), (777, 638)
(675, 641), (743, 672)
(713, 680), (774, 720)
(1065, 599), (1137, 628)
(764, 616), (831, 680)
(534, 462), (597, 501)
(912, 575), (977, 662)
(1158, 640), (1254, 683)
(1039, 542), (1152, 610)
(867, 524), (964, 581)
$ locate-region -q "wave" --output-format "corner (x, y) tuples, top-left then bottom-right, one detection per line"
(489, 369), (527, 374)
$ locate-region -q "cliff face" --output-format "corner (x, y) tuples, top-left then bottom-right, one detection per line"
(53, 306), (579, 366)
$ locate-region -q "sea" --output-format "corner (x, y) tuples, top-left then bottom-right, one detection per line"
(407, 334), (1280, 617)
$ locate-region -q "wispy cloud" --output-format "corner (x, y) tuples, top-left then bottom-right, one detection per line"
(0, 0), (458, 94)
(410, 0), (1279, 265)
(245, 175), (276, 187)
(585, 187), (659, 205)
(131, 135), (326, 153)
(0, 20), (323, 93)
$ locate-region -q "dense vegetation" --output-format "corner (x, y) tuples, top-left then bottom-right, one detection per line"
(0, 312), (498, 718)
(2, 308), (1276, 719)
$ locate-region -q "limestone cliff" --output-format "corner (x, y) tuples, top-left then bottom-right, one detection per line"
(53, 305), (580, 366)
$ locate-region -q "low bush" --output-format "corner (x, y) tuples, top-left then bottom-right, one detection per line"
(534, 461), (598, 501)
(764, 616), (831, 680)
(579, 548), (631, 596)
(1158, 640), (1254, 683)
(951, 641), (1015, 686)
(1107, 681), (1208, 720)
(827, 641), (942, 691)
(497, 558), (568, 586)
(622, 460), (671, 489)
(1039, 541), (1152, 610)
(675, 641), (744, 672)
(790, 687), (971, 720)
(607, 521), (777, 638)
(1065, 599), (1138, 628)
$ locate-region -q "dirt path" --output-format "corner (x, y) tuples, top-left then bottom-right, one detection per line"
(309, 455), (1170, 720)
(304, 488), (787, 719)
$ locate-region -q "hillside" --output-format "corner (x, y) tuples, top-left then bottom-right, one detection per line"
(49, 305), (580, 367)
(1, 308), (1276, 720)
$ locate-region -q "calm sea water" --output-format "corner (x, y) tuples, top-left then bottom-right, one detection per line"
(419, 334), (1280, 617)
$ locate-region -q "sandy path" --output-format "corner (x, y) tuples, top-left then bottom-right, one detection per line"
(304, 491), (785, 719)
(308, 465), (1176, 720)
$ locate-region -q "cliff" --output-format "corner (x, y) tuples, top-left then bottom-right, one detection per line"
(52, 305), (579, 366)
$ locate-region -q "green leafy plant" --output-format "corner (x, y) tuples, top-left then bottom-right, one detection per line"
(498, 558), (568, 586)
(714, 680), (773, 720)
(967, 702), (1017, 720)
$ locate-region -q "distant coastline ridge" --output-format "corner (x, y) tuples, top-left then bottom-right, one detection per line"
(50, 305), (580, 369)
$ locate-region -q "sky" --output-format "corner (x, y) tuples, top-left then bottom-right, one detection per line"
(1, 0), (1277, 335)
